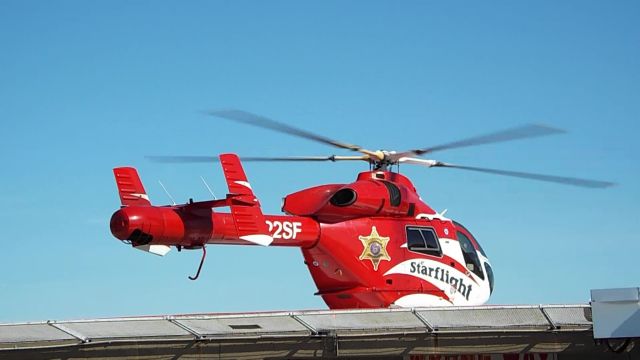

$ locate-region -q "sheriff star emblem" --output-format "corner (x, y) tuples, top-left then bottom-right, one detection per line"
(358, 226), (391, 271)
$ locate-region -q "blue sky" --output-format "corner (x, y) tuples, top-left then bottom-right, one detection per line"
(0, 1), (638, 322)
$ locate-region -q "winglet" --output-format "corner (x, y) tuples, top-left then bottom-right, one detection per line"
(113, 167), (152, 206)
(219, 154), (273, 246)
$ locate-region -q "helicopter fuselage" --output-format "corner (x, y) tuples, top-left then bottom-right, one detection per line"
(110, 155), (494, 309)
(284, 169), (493, 307)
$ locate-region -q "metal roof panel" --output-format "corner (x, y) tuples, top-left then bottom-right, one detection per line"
(0, 323), (75, 344)
(297, 309), (425, 334)
(417, 306), (550, 331)
(543, 305), (592, 327)
(60, 319), (190, 340)
(175, 314), (310, 336)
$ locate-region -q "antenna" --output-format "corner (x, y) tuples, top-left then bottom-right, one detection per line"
(158, 180), (177, 205)
(200, 176), (217, 199)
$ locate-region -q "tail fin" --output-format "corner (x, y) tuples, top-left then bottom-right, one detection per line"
(220, 154), (272, 246)
(113, 167), (152, 206)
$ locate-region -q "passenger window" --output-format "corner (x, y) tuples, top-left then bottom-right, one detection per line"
(406, 226), (441, 257)
(456, 231), (484, 279)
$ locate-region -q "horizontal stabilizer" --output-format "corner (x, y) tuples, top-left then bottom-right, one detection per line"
(239, 234), (273, 246)
(134, 244), (171, 256)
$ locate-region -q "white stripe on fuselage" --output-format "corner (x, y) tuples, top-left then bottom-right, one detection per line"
(384, 258), (489, 305)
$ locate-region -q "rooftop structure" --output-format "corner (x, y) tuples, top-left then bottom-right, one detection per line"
(0, 304), (636, 359)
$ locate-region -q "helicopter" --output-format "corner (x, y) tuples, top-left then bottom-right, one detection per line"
(109, 110), (614, 309)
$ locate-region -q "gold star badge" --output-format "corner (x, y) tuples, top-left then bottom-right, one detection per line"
(358, 226), (391, 271)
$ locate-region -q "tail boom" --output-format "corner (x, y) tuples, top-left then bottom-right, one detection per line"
(110, 207), (319, 248)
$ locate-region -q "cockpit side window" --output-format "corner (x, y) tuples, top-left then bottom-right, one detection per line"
(406, 226), (442, 257)
(456, 231), (485, 279)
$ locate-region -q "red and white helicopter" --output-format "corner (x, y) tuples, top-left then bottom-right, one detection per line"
(110, 110), (613, 309)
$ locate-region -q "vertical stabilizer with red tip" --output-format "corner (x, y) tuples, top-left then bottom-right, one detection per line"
(220, 153), (273, 246)
(113, 167), (152, 207)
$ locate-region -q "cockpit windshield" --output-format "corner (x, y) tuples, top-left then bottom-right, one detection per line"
(454, 226), (485, 280)
(485, 262), (495, 294)
(453, 221), (487, 258)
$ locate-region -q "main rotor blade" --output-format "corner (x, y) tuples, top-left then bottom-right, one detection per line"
(206, 109), (380, 158)
(147, 155), (369, 163)
(393, 124), (565, 159)
(433, 162), (615, 188)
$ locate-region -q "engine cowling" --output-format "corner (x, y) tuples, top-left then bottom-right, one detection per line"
(282, 171), (435, 223)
